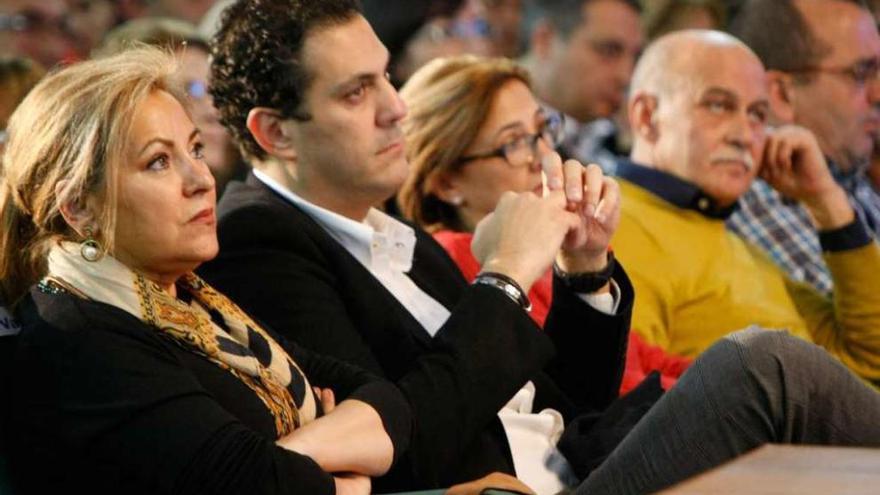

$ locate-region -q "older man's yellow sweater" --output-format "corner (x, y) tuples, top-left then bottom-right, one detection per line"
(615, 175), (880, 382)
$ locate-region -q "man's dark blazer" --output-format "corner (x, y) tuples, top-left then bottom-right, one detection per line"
(198, 173), (635, 490)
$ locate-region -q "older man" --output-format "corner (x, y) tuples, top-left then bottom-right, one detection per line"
(727, 0), (880, 295)
(611, 28), (880, 381)
(521, 0), (643, 172)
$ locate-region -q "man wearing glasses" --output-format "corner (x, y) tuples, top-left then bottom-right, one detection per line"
(728, 0), (880, 296)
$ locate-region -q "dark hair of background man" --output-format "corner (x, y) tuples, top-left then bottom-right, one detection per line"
(526, 0), (641, 39)
(729, 0), (869, 75)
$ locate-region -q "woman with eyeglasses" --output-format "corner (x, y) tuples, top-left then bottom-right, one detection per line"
(398, 55), (692, 395)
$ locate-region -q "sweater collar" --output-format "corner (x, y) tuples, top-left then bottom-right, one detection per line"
(616, 159), (739, 219)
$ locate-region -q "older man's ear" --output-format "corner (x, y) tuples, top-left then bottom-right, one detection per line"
(246, 107), (299, 161)
(766, 70), (796, 124)
(629, 93), (660, 142)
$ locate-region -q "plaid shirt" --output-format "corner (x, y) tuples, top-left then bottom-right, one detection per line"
(727, 161), (880, 296)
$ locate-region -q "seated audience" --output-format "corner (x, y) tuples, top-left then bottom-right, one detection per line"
(612, 29), (880, 381)
(201, 2), (634, 493)
(201, 1), (880, 493)
(0, 47), (411, 495)
(396, 54), (691, 393)
(727, 0), (880, 296)
(96, 17), (246, 197)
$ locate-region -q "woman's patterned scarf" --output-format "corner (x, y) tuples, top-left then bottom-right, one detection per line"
(44, 242), (315, 436)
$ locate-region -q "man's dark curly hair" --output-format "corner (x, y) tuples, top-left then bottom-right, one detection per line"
(210, 0), (362, 160)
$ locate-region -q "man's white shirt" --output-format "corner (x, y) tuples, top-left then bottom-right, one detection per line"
(254, 169), (621, 493)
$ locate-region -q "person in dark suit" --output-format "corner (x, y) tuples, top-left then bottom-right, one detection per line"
(202, 1), (880, 494)
(0, 46), (411, 495)
(201, 0), (631, 493)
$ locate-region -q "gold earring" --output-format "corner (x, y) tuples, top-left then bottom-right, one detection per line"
(80, 227), (103, 262)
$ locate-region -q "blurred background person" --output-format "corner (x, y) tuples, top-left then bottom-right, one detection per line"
(641, 0), (726, 41)
(392, 7), (495, 84)
(521, 0), (643, 174)
(0, 0), (121, 67)
(113, 0), (218, 24)
(0, 56), (45, 156)
(390, 0), (527, 84)
(65, 0), (118, 59)
(96, 17), (246, 197)
(480, 0), (526, 57)
(0, 0), (79, 67)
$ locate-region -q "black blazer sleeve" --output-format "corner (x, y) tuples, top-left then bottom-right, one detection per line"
(199, 184), (558, 487)
(540, 262), (635, 416)
(273, 331), (413, 462)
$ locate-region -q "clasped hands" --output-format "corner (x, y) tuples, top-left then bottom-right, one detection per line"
(473, 152), (620, 294)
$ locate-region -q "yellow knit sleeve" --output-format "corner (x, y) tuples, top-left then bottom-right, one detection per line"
(786, 241), (880, 383)
(612, 213), (676, 350)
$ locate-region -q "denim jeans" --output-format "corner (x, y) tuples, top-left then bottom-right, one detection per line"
(576, 327), (880, 494)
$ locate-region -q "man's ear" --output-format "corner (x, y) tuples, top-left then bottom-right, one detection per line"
(428, 171), (465, 206)
(767, 70), (795, 123)
(530, 19), (557, 60)
(55, 180), (97, 237)
(246, 107), (299, 161)
(629, 92), (660, 143)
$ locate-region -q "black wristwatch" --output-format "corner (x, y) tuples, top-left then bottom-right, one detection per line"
(553, 251), (616, 294)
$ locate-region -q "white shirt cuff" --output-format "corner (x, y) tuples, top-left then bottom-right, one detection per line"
(576, 278), (620, 315)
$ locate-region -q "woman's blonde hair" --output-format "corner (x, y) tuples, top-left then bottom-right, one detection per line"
(397, 55), (530, 232)
(0, 46), (185, 306)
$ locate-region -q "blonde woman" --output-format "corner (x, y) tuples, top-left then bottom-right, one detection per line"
(0, 47), (410, 495)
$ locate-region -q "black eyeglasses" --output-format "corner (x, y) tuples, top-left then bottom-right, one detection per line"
(458, 112), (564, 168)
(790, 56), (880, 85)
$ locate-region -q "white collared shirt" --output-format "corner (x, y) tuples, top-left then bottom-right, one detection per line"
(254, 169), (451, 336)
(254, 170), (619, 493)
